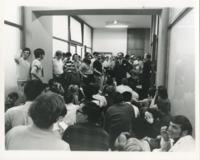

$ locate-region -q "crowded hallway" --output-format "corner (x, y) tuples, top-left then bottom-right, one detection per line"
(3, 5), (197, 152)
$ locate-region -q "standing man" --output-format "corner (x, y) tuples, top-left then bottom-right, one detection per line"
(14, 48), (31, 92)
(93, 53), (103, 91)
(52, 50), (64, 82)
(31, 48), (45, 82)
(113, 52), (132, 85)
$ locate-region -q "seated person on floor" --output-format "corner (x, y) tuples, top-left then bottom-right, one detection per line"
(116, 78), (139, 101)
(114, 131), (150, 151)
(5, 80), (45, 133)
(62, 101), (109, 151)
(63, 94), (81, 126)
(5, 92), (19, 112)
(104, 92), (135, 150)
(5, 93), (70, 150)
(154, 115), (195, 152)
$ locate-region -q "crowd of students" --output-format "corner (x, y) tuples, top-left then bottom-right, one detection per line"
(4, 48), (195, 151)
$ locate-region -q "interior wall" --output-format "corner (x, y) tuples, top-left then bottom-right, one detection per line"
(93, 28), (127, 55)
(24, 8), (53, 83)
(167, 9), (195, 136)
(127, 28), (150, 57)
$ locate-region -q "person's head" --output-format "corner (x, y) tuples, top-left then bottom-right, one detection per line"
(121, 78), (128, 86)
(113, 92), (123, 104)
(83, 58), (91, 65)
(130, 69), (138, 79)
(64, 93), (74, 104)
(34, 48), (45, 60)
(125, 54), (130, 60)
(168, 115), (193, 140)
(122, 91), (132, 102)
(65, 52), (72, 60)
(157, 86), (168, 99)
(146, 54), (151, 60)
(93, 52), (99, 59)
(5, 92), (19, 107)
(76, 101), (101, 124)
(28, 93), (67, 129)
(48, 79), (64, 95)
(24, 80), (45, 101)
(147, 86), (156, 98)
(117, 52), (124, 58)
(55, 50), (63, 60)
(72, 53), (79, 61)
(67, 84), (79, 96)
(22, 47), (31, 60)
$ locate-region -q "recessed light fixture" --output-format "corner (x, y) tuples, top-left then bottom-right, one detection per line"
(105, 20), (128, 28)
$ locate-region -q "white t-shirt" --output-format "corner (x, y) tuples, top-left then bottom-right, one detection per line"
(63, 103), (80, 126)
(5, 125), (70, 150)
(92, 94), (107, 108)
(116, 85), (139, 100)
(53, 58), (64, 75)
(16, 57), (31, 81)
(31, 59), (43, 80)
(5, 101), (33, 133)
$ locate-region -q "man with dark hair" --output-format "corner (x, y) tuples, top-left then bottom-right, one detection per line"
(113, 52), (132, 85)
(5, 80), (45, 133)
(5, 92), (19, 112)
(5, 93), (70, 150)
(31, 48), (45, 82)
(156, 115), (195, 152)
(14, 47), (31, 92)
(122, 91), (139, 118)
(93, 53), (104, 90)
(62, 101), (109, 151)
(105, 92), (135, 149)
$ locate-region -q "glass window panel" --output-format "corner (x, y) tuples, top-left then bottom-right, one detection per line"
(53, 16), (68, 41)
(70, 45), (76, 55)
(4, 25), (21, 96)
(4, 5), (22, 25)
(70, 17), (82, 43)
(83, 24), (92, 47)
(77, 46), (82, 57)
(86, 47), (92, 54)
(53, 39), (68, 57)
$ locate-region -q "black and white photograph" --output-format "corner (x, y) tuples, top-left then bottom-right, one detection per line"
(0, 0), (199, 160)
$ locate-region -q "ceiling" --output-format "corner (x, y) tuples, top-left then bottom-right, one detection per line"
(78, 15), (151, 29)
(33, 8), (159, 29)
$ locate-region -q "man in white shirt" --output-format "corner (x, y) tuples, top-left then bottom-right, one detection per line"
(116, 78), (139, 101)
(53, 50), (64, 76)
(5, 80), (45, 134)
(156, 115), (195, 152)
(14, 48), (31, 91)
(31, 48), (45, 82)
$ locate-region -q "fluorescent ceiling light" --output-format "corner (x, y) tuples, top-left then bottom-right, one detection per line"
(105, 20), (128, 28)
(105, 24), (128, 28)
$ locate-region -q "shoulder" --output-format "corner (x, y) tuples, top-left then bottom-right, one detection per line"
(32, 59), (41, 65)
(55, 139), (70, 150)
(6, 125), (27, 138)
(6, 105), (25, 116)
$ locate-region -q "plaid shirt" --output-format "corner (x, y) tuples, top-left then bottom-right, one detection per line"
(62, 122), (109, 151)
